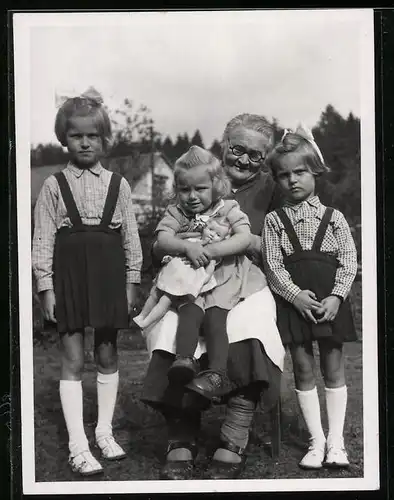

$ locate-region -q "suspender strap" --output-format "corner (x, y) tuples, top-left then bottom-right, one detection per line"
(275, 208), (303, 252)
(312, 207), (334, 251)
(54, 171), (83, 226)
(101, 172), (122, 227)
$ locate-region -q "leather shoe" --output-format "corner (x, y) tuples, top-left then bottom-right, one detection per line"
(185, 370), (225, 400)
(168, 355), (199, 385)
(160, 440), (198, 480)
(204, 441), (247, 479)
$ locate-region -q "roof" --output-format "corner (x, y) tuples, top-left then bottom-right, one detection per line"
(103, 152), (172, 185)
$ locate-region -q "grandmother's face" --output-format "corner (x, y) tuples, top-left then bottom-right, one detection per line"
(223, 126), (270, 186)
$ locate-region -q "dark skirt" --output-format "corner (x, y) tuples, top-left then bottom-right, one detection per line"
(53, 226), (128, 333)
(276, 251), (357, 346)
(141, 338), (282, 413)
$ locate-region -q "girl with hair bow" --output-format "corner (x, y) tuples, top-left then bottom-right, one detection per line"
(263, 125), (358, 470)
(32, 88), (142, 476)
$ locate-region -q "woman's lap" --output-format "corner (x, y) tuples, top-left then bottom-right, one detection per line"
(141, 338), (281, 413)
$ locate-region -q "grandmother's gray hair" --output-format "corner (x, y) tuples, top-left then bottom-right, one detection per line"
(221, 113), (275, 150)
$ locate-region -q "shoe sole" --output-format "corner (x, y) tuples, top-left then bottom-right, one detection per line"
(101, 452), (127, 461)
(323, 461), (350, 469)
(71, 467), (104, 477)
(298, 463), (323, 470)
(168, 366), (195, 385)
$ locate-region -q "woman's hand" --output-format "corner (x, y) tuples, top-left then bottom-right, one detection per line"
(184, 241), (211, 268)
(292, 290), (322, 324)
(126, 283), (139, 318)
(40, 289), (56, 323)
(315, 295), (341, 323)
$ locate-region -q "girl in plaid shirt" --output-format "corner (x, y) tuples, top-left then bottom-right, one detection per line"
(32, 89), (142, 476)
(263, 125), (357, 471)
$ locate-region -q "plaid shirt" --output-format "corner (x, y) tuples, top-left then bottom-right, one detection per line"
(262, 196), (357, 303)
(32, 162), (142, 292)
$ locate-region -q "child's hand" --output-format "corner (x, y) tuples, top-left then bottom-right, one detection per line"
(184, 241), (211, 268)
(293, 290), (322, 324)
(126, 283), (138, 318)
(315, 295), (341, 323)
(40, 289), (56, 323)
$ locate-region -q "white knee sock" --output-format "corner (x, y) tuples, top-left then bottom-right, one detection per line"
(325, 385), (347, 445)
(59, 380), (89, 456)
(95, 371), (119, 441)
(295, 387), (326, 443)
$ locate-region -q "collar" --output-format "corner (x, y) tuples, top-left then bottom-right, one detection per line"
(177, 199), (225, 219)
(67, 162), (103, 178)
(284, 195), (321, 212)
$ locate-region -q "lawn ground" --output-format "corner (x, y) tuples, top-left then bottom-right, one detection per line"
(33, 329), (363, 482)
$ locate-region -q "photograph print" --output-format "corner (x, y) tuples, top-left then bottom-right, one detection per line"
(13, 8), (379, 495)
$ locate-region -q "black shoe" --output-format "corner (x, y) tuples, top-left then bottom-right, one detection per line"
(204, 441), (247, 480)
(168, 355), (199, 385)
(185, 370), (225, 400)
(160, 440), (198, 480)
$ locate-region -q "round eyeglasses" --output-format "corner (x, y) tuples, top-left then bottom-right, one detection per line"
(227, 141), (265, 163)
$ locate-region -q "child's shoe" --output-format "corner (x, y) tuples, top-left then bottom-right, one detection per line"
(324, 438), (350, 468)
(168, 355), (199, 385)
(96, 435), (127, 461)
(185, 370), (225, 400)
(298, 438), (326, 470)
(68, 450), (104, 476)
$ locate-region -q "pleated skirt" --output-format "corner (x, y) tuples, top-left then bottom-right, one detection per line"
(53, 226), (128, 333)
(276, 251), (357, 346)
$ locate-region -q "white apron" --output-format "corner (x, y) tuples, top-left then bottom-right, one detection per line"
(142, 286), (285, 372)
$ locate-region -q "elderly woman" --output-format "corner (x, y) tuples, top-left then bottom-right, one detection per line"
(141, 114), (285, 480)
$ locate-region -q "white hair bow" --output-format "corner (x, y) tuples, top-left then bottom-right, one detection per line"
(55, 86), (103, 108)
(281, 123), (325, 164)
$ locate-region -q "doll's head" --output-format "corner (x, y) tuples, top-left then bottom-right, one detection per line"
(201, 217), (232, 243)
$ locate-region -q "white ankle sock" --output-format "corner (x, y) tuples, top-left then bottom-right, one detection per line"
(95, 371), (119, 441)
(59, 380), (89, 456)
(325, 385), (347, 446)
(295, 387), (326, 443)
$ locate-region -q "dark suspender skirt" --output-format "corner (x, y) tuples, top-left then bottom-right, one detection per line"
(53, 171), (128, 333)
(274, 207), (357, 346)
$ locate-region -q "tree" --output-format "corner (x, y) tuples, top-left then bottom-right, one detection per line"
(210, 139), (222, 159)
(108, 98), (160, 157)
(191, 130), (204, 149)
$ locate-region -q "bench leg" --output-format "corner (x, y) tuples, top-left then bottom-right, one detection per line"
(269, 398), (281, 459)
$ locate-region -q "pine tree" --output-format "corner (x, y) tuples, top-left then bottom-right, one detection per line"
(210, 139), (222, 159)
(191, 130), (204, 148)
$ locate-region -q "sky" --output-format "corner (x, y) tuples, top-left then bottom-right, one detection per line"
(26, 9), (370, 148)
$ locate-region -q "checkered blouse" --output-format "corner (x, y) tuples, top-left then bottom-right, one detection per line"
(262, 196), (358, 303)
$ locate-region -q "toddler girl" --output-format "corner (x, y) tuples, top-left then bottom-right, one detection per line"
(32, 88), (142, 476)
(263, 125), (358, 470)
(133, 216), (231, 329)
(148, 145), (251, 400)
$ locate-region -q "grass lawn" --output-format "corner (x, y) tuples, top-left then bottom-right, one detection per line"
(33, 281), (363, 482)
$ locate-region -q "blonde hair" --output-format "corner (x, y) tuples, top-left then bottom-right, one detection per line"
(222, 113), (275, 151)
(266, 132), (330, 179)
(54, 97), (112, 151)
(173, 145), (231, 201)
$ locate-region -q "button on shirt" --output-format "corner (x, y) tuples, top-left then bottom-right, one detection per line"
(32, 162), (142, 292)
(262, 196), (358, 303)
